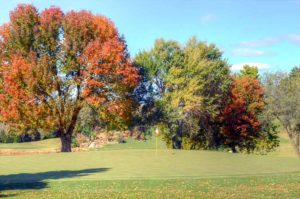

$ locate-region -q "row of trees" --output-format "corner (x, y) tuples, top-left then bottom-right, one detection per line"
(0, 5), (298, 155)
(134, 39), (279, 153)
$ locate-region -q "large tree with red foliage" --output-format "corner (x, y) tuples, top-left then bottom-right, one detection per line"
(221, 76), (265, 152)
(0, 5), (139, 152)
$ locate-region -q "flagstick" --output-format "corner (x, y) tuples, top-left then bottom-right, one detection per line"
(156, 134), (158, 155)
(155, 127), (159, 155)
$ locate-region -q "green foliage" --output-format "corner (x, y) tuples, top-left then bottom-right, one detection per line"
(80, 126), (96, 140)
(134, 37), (280, 154)
(75, 106), (99, 139)
(0, 131), (20, 143)
(0, 124), (44, 143)
(135, 37), (280, 153)
(181, 136), (193, 150)
(134, 39), (184, 96)
(254, 113), (280, 154)
(158, 37), (231, 149)
(238, 65), (259, 79)
(71, 134), (80, 148)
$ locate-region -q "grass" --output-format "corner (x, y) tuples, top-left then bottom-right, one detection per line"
(0, 134), (300, 198)
(270, 133), (297, 157)
(1, 175), (300, 199)
(0, 138), (60, 150)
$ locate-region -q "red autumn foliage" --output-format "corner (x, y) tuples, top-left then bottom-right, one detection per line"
(221, 76), (265, 151)
(0, 4), (139, 152)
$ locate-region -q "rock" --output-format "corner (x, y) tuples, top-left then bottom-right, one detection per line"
(123, 130), (130, 138)
(88, 142), (96, 149)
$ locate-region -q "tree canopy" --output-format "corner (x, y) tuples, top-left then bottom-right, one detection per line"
(0, 5), (139, 152)
(135, 37), (232, 149)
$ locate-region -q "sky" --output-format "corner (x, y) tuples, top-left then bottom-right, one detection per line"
(0, 0), (299, 72)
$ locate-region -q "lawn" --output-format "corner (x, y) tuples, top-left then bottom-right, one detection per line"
(0, 139), (60, 150)
(0, 135), (300, 198)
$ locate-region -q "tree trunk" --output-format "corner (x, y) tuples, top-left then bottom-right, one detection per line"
(284, 125), (300, 158)
(200, 115), (216, 149)
(59, 106), (82, 152)
(172, 134), (182, 149)
(229, 144), (237, 153)
(172, 120), (183, 149)
(295, 134), (300, 158)
(60, 133), (72, 152)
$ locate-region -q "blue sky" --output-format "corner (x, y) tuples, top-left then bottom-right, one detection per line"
(0, 0), (300, 72)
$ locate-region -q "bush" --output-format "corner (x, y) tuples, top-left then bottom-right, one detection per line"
(0, 130), (20, 143)
(71, 134), (80, 148)
(253, 121), (279, 154)
(0, 124), (44, 143)
(80, 126), (96, 140)
(181, 137), (193, 150)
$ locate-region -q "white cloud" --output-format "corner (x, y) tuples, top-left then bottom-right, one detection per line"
(200, 14), (216, 24)
(231, 62), (270, 71)
(239, 38), (280, 48)
(232, 48), (274, 57)
(285, 34), (300, 44)
(237, 34), (300, 47)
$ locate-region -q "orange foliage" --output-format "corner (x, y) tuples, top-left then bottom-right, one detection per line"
(0, 4), (139, 134)
(221, 76), (265, 150)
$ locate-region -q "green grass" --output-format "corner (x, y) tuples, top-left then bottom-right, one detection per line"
(2, 175), (300, 199)
(0, 135), (300, 198)
(270, 133), (297, 157)
(0, 138), (60, 150)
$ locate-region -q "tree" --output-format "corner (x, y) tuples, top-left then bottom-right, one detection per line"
(133, 39), (184, 135)
(221, 76), (265, 152)
(135, 37), (231, 149)
(263, 68), (300, 157)
(182, 37), (231, 149)
(221, 65), (279, 153)
(0, 5), (139, 152)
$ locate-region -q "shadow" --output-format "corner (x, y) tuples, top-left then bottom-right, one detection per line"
(0, 168), (110, 193)
(0, 193), (18, 198)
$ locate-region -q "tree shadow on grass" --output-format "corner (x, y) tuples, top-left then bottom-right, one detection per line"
(0, 168), (110, 195)
(0, 193), (17, 198)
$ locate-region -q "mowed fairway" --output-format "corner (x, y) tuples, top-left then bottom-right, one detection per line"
(0, 137), (300, 198)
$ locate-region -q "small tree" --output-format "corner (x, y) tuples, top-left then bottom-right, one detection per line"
(221, 66), (279, 153)
(0, 5), (139, 152)
(221, 76), (265, 152)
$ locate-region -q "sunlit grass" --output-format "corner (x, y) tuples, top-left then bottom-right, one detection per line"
(0, 133), (299, 198)
(0, 138), (60, 150)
